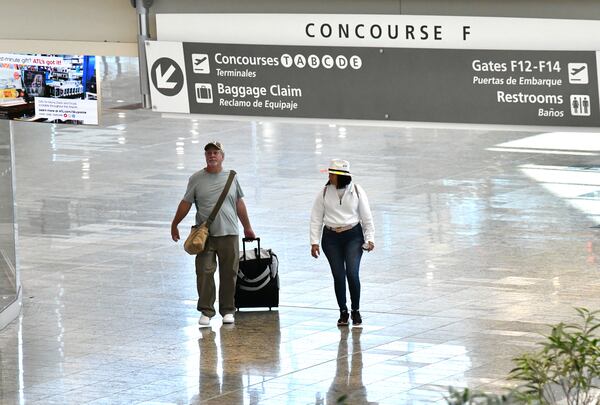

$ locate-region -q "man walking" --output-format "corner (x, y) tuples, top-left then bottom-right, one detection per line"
(171, 141), (255, 326)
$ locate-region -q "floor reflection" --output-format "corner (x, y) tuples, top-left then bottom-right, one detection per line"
(193, 311), (281, 404)
(323, 328), (376, 405)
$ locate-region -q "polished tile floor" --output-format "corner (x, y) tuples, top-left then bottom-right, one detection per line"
(1, 57), (600, 404)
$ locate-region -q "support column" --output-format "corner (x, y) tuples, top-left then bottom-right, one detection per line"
(134, 0), (154, 109)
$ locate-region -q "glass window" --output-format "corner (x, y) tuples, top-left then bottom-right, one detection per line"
(0, 120), (17, 315)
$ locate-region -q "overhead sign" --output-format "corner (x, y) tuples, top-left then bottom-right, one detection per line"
(151, 57), (184, 96)
(145, 42), (189, 114)
(146, 40), (600, 127)
(157, 14), (600, 51)
(0, 53), (99, 125)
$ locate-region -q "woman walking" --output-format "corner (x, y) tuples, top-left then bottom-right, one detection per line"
(310, 159), (375, 327)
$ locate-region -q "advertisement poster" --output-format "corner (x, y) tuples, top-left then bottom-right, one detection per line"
(0, 53), (99, 125)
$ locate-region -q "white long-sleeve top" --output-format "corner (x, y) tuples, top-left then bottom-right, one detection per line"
(310, 182), (375, 245)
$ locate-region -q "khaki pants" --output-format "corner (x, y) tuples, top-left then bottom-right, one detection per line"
(195, 235), (239, 317)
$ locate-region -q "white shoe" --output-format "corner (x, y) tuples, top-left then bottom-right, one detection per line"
(198, 314), (211, 327)
(222, 314), (235, 324)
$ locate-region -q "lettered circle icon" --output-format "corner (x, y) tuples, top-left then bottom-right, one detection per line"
(281, 54), (293, 68)
(335, 55), (348, 69)
(322, 55), (334, 69)
(350, 55), (362, 70)
(294, 54), (307, 68)
(151, 58), (184, 96)
(307, 55), (320, 68)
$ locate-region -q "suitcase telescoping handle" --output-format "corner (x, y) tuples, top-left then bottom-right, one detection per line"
(242, 237), (261, 260)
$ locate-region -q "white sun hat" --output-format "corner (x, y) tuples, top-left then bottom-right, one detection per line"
(327, 159), (351, 176)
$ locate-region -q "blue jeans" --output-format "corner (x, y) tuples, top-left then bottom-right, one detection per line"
(322, 224), (364, 312)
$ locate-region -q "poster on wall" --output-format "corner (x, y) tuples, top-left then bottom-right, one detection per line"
(0, 53), (99, 125)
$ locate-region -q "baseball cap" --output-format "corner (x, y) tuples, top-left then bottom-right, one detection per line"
(204, 141), (224, 152)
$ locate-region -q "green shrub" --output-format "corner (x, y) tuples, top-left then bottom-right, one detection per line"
(447, 308), (600, 405)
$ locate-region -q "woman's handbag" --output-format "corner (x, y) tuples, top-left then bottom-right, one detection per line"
(183, 170), (236, 255)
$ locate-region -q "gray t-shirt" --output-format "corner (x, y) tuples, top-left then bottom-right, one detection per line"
(183, 169), (244, 236)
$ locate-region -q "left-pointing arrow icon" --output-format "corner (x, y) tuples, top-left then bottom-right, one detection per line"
(150, 58), (184, 97)
(156, 64), (177, 89)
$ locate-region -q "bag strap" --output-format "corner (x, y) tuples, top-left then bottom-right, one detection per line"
(206, 170), (237, 226)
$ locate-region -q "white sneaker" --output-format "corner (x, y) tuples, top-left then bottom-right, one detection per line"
(198, 314), (211, 327)
(222, 314), (235, 324)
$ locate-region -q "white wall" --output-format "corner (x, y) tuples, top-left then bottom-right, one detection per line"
(0, 0), (137, 56)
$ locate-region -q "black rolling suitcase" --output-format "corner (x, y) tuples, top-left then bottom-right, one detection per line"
(235, 237), (279, 310)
